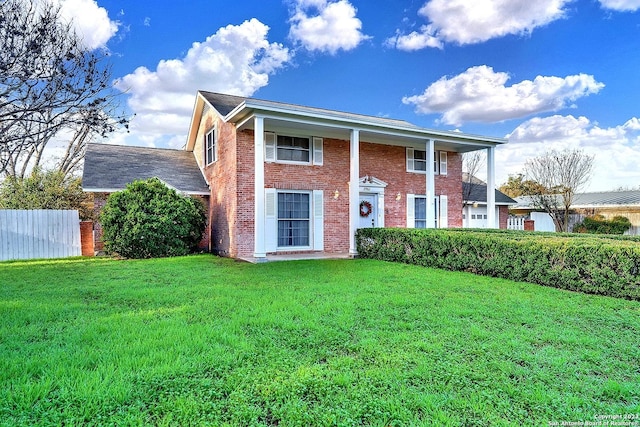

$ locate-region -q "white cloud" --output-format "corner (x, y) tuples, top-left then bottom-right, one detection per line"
(49, 0), (119, 49)
(143, 17), (151, 27)
(389, 0), (571, 50)
(385, 25), (443, 50)
(598, 0), (640, 11)
(498, 115), (640, 191)
(402, 66), (604, 126)
(113, 19), (291, 147)
(289, 0), (370, 54)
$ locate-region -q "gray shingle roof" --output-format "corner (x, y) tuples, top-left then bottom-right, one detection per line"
(515, 191), (640, 209)
(463, 182), (517, 205)
(82, 143), (209, 194)
(199, 91), (247, 116)
(199, 91), (420, 130)
(572, 191), (640, 207)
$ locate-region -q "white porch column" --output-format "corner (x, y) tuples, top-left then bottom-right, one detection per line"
(349, 129), (360, 256)
(486, 146), (496, 228)
(426, 139), (436, 228)
(254, 116), (266, 259)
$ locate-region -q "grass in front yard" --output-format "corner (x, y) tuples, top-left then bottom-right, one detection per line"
(1, 255), (638, 426)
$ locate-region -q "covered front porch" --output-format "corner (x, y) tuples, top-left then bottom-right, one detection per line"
(227, 98), (505, 262)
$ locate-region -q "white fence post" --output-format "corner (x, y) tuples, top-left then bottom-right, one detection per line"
(0, 210), (81, 261)
(507, 216), (525, 231)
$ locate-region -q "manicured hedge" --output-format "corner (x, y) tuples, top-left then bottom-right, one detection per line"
(574, 215), (632, 235)
(356, 228), (640, 300)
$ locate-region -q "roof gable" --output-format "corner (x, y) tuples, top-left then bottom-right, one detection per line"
(199, 91), (247, 116)
(82, 143), (209, 195)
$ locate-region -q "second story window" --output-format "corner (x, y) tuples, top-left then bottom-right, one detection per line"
(264, 132), (323, 165)
(205, 128), (216, 165)
(407, 148), (448, 175)
(277, 135), (310, 162)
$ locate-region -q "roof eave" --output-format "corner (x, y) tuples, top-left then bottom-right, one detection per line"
(186, 93), (208, 151)
(83, 187), (210, 196)
(226, 101), (507, 147)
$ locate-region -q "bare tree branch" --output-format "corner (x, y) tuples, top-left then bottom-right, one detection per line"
(524, 149), (594, 232)
(0, 0), (128, 177)
(462, 151), (485, 207)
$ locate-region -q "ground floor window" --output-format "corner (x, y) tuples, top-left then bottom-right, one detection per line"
(413, 196), (439, 228)
(277, 192), (310, 247)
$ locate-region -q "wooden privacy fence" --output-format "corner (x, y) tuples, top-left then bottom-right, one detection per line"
(0, 210), (83, 261)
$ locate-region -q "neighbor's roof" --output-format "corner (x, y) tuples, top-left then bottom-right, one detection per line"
(572, 190), (640, 207)
(187, 91), (507, 153)
(82, 143), (209, 195)
(514, 190), (640, 209)
(463, 182), (517, 205)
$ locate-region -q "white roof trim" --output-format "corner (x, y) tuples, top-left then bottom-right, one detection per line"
(225, 100), (507, 146)
(83, 187), (210, 196)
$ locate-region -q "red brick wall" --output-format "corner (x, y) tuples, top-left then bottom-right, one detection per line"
(221, 132), (465, 257)
(199, 112), (240, 257)
(235, 130), (256, 257)
(499, 206), (509, 229)
(264, 137), (350, 253)
(92, 192), (109, 253)
(80, 221), (94, 256)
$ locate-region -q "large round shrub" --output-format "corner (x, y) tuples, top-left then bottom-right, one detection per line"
(101, 178), (207, 258)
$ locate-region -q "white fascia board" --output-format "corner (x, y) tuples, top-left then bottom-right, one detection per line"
(465, 201), (517, 206)
(186, 93), (206, 151)
(226, 101), (507, 147)
(83, 187), (210, 196)
(82, 187), (125, 193)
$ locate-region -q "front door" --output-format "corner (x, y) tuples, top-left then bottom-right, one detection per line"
(359, 194), (377, 228)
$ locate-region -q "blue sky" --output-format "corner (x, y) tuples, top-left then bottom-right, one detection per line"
(53, 0), (640, 191)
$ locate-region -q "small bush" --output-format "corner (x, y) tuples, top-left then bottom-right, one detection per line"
(101, 178), (206, 258)
(574, 215), (631, 235)
(356, 228), (640, 300)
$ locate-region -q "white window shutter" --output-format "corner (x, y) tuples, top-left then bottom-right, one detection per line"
(313, 190), (324, 250)
(264, 132), (276, 162)
(406, 148), (414, 172)
(406, 194), (415, 228)
(439, 195), (448, 228)
(312, 137), (323, 166)
(265, 189), (277, 252)
(439, 151), (448, 175)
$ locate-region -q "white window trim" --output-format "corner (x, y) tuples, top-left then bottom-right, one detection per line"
(264, 189), (324, 252)
(276, 190), (312, 250)
(407, 148), (448, 175)
(205, 128), (216, 165)
(407, 194), (448, 228)
(264, 132), (323, 166)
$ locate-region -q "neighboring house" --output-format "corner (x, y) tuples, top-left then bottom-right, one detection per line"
(82, 143), (210, 252)
(83, 91), (508, 260)
(511, 191), (640, 234)
(462, 182), (517, 229)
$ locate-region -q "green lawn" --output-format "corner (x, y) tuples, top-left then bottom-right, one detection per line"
(1, 255), (638, 426)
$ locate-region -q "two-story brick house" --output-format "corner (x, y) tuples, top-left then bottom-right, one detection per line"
(185, 91), (506, 261)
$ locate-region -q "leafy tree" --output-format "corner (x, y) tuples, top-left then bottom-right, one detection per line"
(100, 178), (207, 259)
(0, 167), (91, 219)
(0, 0), (127, 178)
(524, 149), (594, 232)
(498, 173), (547, 198)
